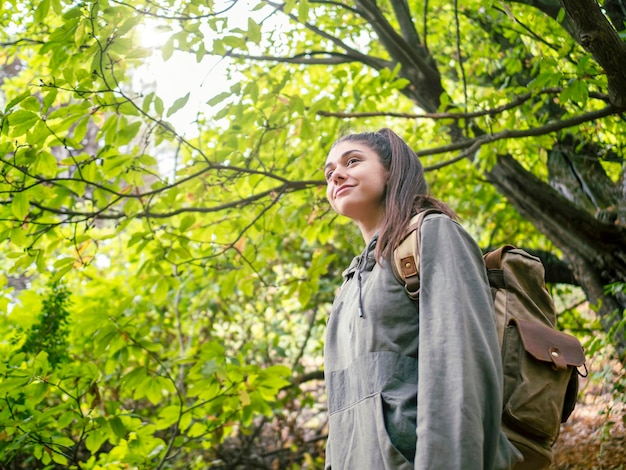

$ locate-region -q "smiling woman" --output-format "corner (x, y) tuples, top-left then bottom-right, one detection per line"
(321, 128), (522, 470)
(325, 142), (389, 242)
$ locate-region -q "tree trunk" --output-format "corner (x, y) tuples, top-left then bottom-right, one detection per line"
(559, 0), (626, 107)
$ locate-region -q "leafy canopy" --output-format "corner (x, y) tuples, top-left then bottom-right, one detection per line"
(1, 0), (624, 467)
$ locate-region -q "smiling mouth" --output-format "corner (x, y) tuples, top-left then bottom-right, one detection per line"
(334, 185), (354, 198)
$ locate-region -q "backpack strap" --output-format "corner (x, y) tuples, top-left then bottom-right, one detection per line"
(484, 244), (516, 270)
(392, 209), (441, 300)
(484, 245), (516, 290)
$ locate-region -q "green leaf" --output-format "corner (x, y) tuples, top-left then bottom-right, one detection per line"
(57, 411), (75, 429)
(220, 271), (237, 298)
(155, 405), (181, 430)
(123, 197), (141, 216)
(102, 154), (133, 178)
(85, 427), (109, 453)
(297, 281), (312, 307)
(247, 18), (261, 44)
(167, 92), (190, 117)
(8, 110), (39, 135)
(9, 352), (26, 366)
(0, 376), (31, 394)
(27, 381), (48, 405)
(152, 276), (169, 303)
(186, 421), (207, 438)
(142, 92), (155, 113)
(137, 338), (163, 352)
(559, 79), (588, 105)
(51, 452), (69, 466)
(298, 0), (310, 21)
(11, 191), (29, 220)
(109, 416), (127, 438)
(300, 118), (314, 139)
(137, 376), (165, 405)
(154, 95), (164, 116)
(283, 0), (297, 14)
(75, 18), (88, 47)
(4, 91), (31, 112)
(33, 351), (50, 376)
(117, 121), (142, 145)
(179, 214), (196, 232)
(62, 6), (82, 19)
(53, 257), (75, 269)
(73, 116), (89, 143)
(102, 115), (119, 145)
(528, 71), (560, 90)
(207, 91), (230, 107)
(28, 119), (51, 146)
(162, 37), (175, 61)
(50, 264), (73, 283)
(33, 151), (58, 177)
(117, 15), (143, 37)
(34, 0), (50, 23)
(122, 367), (148, 390)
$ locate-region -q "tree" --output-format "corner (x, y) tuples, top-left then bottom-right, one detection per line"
(0, 0), (624, 467)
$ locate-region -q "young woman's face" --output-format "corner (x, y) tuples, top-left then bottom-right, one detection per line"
(324, 141), (389, 225)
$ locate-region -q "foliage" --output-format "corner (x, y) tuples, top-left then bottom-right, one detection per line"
(0, 0), (624, 466)
(18, 282), (71, 367)
(584, 283), (626, 410)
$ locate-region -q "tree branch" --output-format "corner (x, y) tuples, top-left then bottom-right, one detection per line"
(317, 87), (604, 120)
(354, 0), (444, 111)
(418, 104), (620, 159)
(110, 0), (235, 20)
(508, 0), (578, 37)
(0, 38), (45, 47)
(319, 103), (621, 166)
(389, 0), (422, 48)
(224, 50), (367, 66)
(28, 180), (318, 220)
(263, 0), (392, 71)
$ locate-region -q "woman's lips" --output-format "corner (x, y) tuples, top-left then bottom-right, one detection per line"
(334, 184), (354, 198)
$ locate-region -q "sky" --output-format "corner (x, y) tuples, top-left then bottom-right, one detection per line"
(137, 33), (233, 136)
(132, 1), (285, 180)
(135, 1), (280, 136)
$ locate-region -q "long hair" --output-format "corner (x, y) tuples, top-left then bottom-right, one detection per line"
(330, 128), (456, 261)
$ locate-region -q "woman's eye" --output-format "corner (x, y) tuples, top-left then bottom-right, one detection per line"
(325, 170), (334, 181)
(347, 158), (359, 165)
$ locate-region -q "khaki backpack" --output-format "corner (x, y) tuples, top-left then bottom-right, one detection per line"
(392, 211), (587, 469)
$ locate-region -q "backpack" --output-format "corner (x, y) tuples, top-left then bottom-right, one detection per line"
(392, 210), (587, 469)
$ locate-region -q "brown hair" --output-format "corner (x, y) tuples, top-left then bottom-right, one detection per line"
(330, 128), (456, 260)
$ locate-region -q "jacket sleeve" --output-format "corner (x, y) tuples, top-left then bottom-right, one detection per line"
(414, 215), (511, 470)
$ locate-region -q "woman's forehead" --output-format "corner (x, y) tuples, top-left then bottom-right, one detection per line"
(325, 141), (370, 164)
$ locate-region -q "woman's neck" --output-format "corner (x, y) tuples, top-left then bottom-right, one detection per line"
(357, 218), (383, 244)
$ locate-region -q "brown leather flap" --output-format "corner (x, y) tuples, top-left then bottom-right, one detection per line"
(511, 318), (585, 370)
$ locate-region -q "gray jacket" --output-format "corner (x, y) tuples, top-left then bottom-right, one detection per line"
(324, 214), (522, 469)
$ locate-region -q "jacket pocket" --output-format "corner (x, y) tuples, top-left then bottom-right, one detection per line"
(372, 393), (414, 470)
(327, 393), (413, 470)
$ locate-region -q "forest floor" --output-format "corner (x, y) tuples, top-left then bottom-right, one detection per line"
(551, 367), (625, 470)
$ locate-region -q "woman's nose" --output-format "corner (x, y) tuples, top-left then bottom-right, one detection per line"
(331, 167), (346, 184)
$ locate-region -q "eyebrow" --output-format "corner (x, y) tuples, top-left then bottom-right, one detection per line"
(324, 148), (363, 171)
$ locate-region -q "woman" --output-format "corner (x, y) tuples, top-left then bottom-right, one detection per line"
(322, 128), (522, 469)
